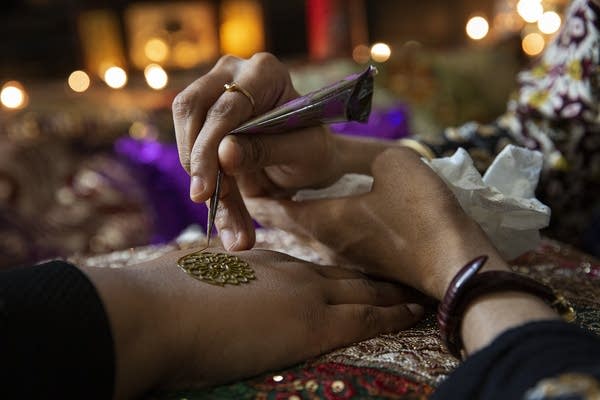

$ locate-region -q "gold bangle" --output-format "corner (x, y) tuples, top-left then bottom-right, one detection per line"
(397, 138), (435, 160)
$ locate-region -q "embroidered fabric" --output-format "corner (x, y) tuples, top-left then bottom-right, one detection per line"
(69, 228), (600, 398)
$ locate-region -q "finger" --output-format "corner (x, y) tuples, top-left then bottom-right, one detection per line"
(312, 264), (366, 280)
(218, 126), (331, 175)
(188, 80), (254, 202)
(245, 196), (363, 245)
(244, 197), (314, 239)
(325, 304), (424, 346)
(213, 174), (256, 251)
(236, 170), (281, 198)
(188, 53), (295, 203)
(172, 67), (235, 176)
(326, 278), (421, 306)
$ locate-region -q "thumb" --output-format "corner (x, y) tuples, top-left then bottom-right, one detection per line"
(218, 127), (330, 174)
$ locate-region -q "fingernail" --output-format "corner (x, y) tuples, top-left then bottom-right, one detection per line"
(190, 176), (205, 201)
(220, 229), (237, 250)
(406, 304), (425, 318)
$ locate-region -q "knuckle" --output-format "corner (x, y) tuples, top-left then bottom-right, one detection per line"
(358, 305), (380, 331)
(215, 54), (242, 69)
(356, 279), (378, 301)
(186, 149), (205, 176)
(178, 150), (191, 173)
(172, 91), (196, 120)
(300, 303), (325, 333)
(207, 98), (237, 122)
(251, 52), (279, 67)
(189, 148), (204, 165)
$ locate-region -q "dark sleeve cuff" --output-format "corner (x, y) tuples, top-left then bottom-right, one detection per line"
(0, 260), (115, 399)
(432, 320), (600, 400)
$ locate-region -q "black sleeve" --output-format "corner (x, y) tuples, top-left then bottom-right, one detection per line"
(0, 260), (115, 399)
(432, 320), (600, 400)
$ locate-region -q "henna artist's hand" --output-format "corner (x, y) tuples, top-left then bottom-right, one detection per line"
(173, 53), (400, 251)
(83, 246), (424, 399)
(245, 148), (507, 300)
(173, 53), (345, 251)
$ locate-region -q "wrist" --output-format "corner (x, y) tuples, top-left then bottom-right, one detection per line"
(461, 291), (559, 355)
(423, 217), (510, 300)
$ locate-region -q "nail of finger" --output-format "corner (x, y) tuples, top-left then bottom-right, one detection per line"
(220, 229), (238, 250)
(190, 176), (206, 202)
(406, 303), (425, 319)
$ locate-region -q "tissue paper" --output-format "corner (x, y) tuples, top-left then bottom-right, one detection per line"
(426, 145), (550, 259)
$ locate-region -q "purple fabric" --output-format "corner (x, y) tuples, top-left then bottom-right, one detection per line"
(114, 138), (207, 244)
(331, 103), (411, 140)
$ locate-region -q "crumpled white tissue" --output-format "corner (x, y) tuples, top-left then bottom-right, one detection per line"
(425, 145), (550, 259)
(294, 145), (550, 260)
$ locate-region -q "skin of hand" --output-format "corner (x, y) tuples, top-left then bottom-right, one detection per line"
(245, 148), (560, 356)
(82, 247), (424, 399)
(245, 147), (505, 300)
(173, 53), (391, 251)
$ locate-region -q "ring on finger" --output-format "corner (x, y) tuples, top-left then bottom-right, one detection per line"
(224, 82), (256, 114)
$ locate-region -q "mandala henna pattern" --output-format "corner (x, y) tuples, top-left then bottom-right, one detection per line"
(177, 251), (256, 286)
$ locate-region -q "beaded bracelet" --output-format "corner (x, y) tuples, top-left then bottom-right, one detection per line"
(437, 256), (576, 359)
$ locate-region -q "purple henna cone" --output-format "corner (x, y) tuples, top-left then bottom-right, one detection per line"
(229, 65), (377, 135)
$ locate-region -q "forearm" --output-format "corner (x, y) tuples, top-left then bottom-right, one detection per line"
(82, 264), (178, 399)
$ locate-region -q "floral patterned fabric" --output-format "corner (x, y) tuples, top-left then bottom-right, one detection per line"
(427, 0), (600, 257)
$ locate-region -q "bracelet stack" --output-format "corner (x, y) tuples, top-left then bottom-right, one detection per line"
(437, 256), (576, 359)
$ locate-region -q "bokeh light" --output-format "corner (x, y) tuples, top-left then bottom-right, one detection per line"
(1, 81), (27, 110)
(352, 45), (371, 64)
(538, 11), (562, 34)
(466, 16), (490, 40)
(220, 0), (265, 57)
(522, 32), (545, 56)
(517, 0), (544, 23)
(172, 41), (202, 69)
(144, 64), (168, 90)
(103, 66), (127, 89)
(370, 43), (391, 63)
(68, 70), (91, 93)
(144, 38), (169, 63)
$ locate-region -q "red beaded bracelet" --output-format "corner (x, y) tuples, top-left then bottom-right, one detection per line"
(437, 256), (576, 359)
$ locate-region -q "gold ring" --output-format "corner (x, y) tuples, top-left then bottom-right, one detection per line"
(224, 82), (256, 113)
